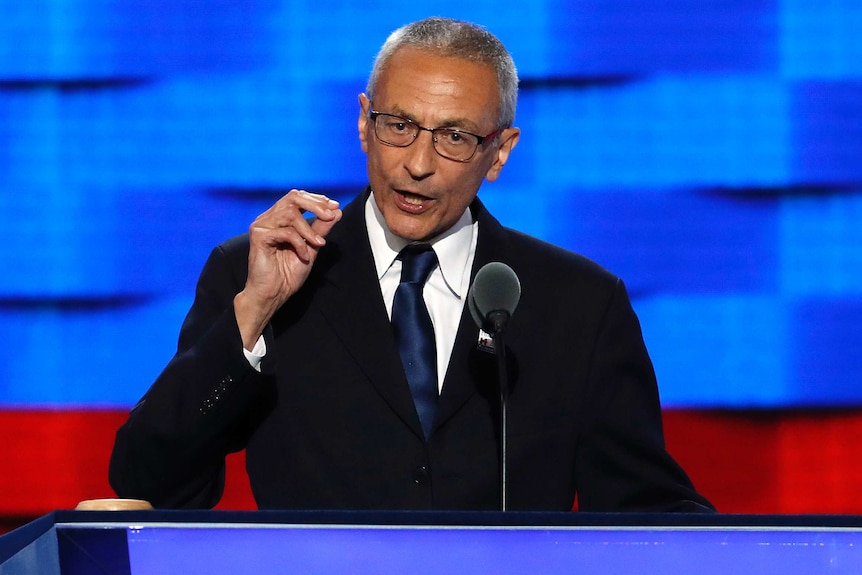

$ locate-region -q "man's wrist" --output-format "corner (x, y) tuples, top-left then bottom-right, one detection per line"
(234, 291), (274, 350)
(242, 335), (267, 372)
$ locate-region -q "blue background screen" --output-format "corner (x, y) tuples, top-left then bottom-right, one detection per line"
(1, 0), (860, 408)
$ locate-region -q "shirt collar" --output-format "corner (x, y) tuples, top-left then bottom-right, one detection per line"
(365, 191), (475, 298)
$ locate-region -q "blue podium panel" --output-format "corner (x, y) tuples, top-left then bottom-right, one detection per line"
(6, 512), (862, 574)
(120, 524), (862, 575)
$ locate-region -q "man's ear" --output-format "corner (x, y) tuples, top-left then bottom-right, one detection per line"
(358, 93), (371, 153)
(485, 127), (520, 182)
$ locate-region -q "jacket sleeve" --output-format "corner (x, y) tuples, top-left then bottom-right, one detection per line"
(574, 279), (715, 512)
(109, 240), (275, 508)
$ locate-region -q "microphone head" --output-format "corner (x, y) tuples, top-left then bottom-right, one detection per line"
(468, 262), (521, 332)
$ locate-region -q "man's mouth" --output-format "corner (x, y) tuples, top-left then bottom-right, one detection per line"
(402, 192), (428, 205)
(396, 190), (434, 211)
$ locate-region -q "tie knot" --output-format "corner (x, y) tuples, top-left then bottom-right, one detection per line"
(399, 244), (438, 285)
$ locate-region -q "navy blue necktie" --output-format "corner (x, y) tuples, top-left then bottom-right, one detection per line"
(392, 244), (439, 439)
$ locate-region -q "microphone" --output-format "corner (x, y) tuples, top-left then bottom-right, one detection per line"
(468, 262), (521, 335)
(467, 262), (521, 511)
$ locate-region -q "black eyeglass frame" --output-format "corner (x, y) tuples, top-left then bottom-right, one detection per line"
(368, 110), (502, 162)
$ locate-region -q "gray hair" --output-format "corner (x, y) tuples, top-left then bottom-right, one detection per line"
(366, 17), (518, 129)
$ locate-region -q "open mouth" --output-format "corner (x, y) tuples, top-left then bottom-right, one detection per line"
(402, 192), (428, 205)
(396, 190), (434, 212)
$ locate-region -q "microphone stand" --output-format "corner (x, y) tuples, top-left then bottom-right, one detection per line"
(487, 310), (510, 512)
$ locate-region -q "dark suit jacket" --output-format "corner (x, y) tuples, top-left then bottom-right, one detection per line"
(110, 189), (713, 512)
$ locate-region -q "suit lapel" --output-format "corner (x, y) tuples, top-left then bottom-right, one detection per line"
(312, 191), (426, 438)
(309, 192), (514, 439)
(433, 198), (512, 433)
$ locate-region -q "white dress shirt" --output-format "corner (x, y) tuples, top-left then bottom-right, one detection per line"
(365, 192), (478, 392)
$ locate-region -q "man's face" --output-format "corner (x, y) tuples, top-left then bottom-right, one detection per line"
(358, 47), (519, 242)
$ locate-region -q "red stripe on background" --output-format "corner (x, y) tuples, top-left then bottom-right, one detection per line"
(0, 409), (255, 520)
(2, 408), (862, 530)
(664, 409), (862, 514)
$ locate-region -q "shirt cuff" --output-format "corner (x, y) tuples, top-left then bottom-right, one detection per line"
(242, 335), (267, 372)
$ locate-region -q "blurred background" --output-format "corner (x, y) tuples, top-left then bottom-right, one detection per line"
(1, 0), (861, 528)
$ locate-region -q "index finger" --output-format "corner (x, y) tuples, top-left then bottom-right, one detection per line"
(288, 189), (341, 220)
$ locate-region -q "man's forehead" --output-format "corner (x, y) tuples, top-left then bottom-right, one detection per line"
(373, 48), (499, 127)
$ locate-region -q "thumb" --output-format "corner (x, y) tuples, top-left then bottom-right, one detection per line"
(310, 209), (343, 241)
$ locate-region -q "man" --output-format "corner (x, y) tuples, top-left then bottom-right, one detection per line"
(110, 17), (713, 512)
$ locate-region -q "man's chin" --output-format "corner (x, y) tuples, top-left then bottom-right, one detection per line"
(385, 215), (436, 243)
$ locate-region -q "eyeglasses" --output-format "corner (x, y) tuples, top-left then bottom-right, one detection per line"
(369, 111), (501, 162)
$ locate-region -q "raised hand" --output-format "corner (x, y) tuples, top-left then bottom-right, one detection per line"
(234, 190), (343, 349)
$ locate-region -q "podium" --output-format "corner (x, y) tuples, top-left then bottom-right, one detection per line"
(3, 510), (862, 574)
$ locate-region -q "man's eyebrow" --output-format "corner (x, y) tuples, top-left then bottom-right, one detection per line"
(387, 106), (480, 132)
(386, 106), (419, 123)
(434, 118), (480, 132)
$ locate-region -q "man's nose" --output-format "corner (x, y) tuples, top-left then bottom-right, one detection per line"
(403, 129), (438, 179)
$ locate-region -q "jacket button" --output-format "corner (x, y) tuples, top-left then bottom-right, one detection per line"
(413, 465), (429, 484)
